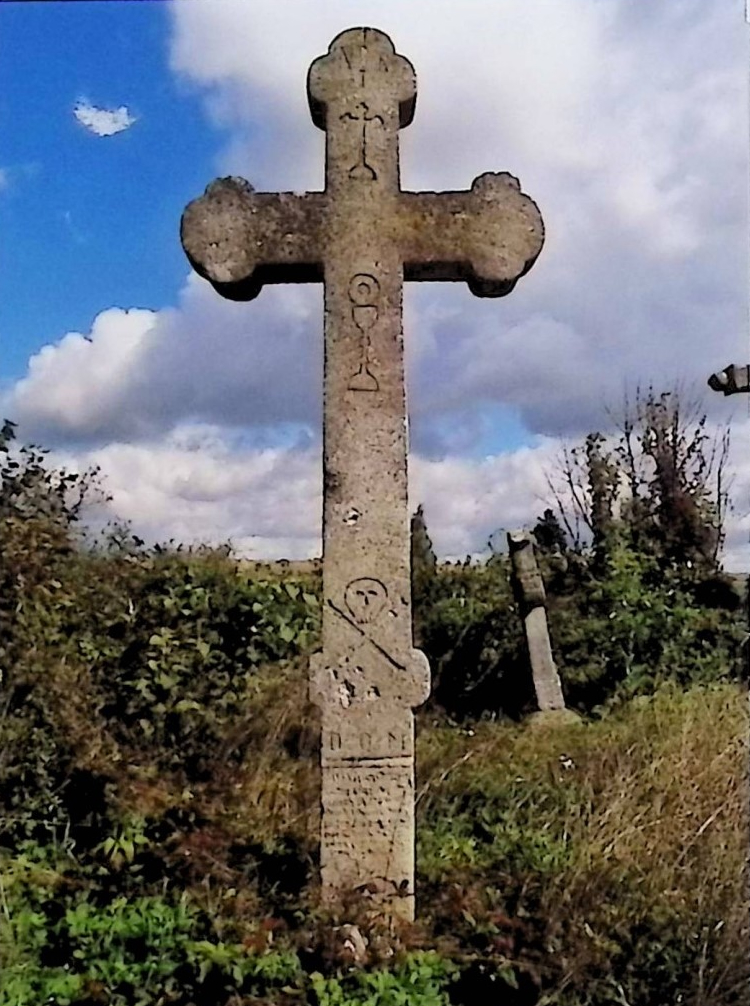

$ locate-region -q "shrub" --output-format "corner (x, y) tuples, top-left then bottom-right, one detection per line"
(309, 951), (457, 1006)
(419, 562), (530, 719)
(548, 531), (744, 710)
(83, 549), (320, 778)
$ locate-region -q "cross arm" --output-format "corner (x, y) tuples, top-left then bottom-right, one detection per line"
(180, 176), (326, 301)
(398, 173), (544, 297)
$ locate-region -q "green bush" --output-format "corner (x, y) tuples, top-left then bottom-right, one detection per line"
(0, 424), (112, 847)
(1, 421), (747, 1006)
(0, 842), (305, 1006)
(418, 562), (530, 719)
(310, 952), (457, 1006)
(548, 531), (744, 710)
(81, 550), (320, 777)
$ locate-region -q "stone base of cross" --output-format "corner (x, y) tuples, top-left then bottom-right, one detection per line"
(181, 27), (544, 922)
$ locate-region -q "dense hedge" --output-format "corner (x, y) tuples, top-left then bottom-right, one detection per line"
(414, 543), (745, 719)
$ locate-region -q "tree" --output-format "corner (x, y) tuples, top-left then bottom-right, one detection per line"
(531, 508), (568, 555)
(544, 385), (732, 577)
(411, 504), (437, 647)
(0, 419), (111, 844)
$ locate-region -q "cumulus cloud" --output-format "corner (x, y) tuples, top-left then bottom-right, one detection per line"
(51, 414), (749, 571)
(73, 98), (136, 137)
(51, 423), (558, 559)
(6, 308), (158, 438)
(5, 2), (747, 569)
(10, 3), (742, 454)
(165, 0), (746, 441)
(65, 425), (322, 558)
(2, 278), (321, 445)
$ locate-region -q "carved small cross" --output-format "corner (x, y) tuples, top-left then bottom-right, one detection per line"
(340, 102), (383, 181)
(181, 27), (544, 920)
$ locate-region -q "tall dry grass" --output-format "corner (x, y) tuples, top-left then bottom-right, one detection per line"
(416, 683), (749, 1005)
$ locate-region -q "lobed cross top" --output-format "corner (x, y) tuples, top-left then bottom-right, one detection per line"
(308, 27), (416, 191)
(181, 27), (544, 303)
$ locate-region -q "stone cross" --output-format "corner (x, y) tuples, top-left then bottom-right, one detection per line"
(181, 27), (544, 920)
(507, 530), (567, 713)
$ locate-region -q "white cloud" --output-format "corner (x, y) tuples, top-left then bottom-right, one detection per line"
(50, 424), (559, 559)
(6, 308), (158, 437)
(2, 279), (321, 443)
(164, 0), (746, 437)
(73, 98), (136, 137)
(48, 416), (748, 572)
(167, 1), (745, 243)
(69, 425), (322, 558)
(6, 2), (748, 573)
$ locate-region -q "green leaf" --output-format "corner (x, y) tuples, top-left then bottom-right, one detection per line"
(279, 624), (296, 644)
(174, 698), (202, 713)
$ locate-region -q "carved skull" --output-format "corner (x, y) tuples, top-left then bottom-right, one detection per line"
(345, 577), (388, 623)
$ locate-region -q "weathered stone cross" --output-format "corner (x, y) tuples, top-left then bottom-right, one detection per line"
(181, 27), (544, 920)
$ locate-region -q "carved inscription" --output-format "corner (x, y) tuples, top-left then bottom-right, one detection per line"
(339, 34), (395, 88)
(322, 712), (411, 764)
(321, 764), (413, 895)
(340, 41), (367, 87)
(347, 273), (380, 391)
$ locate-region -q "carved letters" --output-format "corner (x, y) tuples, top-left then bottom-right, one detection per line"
(323, 720), (410, 761)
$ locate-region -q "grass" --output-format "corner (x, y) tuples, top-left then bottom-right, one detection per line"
(415, 682), (749, 1004)
(1, 660), (747, 1004)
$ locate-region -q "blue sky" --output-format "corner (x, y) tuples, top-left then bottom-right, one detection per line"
(0, 1), (748, 565)
(0, 1), (218, 378)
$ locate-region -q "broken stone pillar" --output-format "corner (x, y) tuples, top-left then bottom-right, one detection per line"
(507, 530), (566, 712)
(181, 27), (544, 921)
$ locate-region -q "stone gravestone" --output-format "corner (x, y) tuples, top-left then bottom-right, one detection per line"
(181, 27), (544, 920)
(507, 530), (567, 713)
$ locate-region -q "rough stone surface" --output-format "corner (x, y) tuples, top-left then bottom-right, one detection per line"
(508, 530), (566, 713)
(181, 27), (544, 920)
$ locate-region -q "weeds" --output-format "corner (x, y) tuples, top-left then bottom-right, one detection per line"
(0, 421), (747, 1004)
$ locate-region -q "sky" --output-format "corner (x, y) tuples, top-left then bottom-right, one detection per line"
(0, 0), (748, 568)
